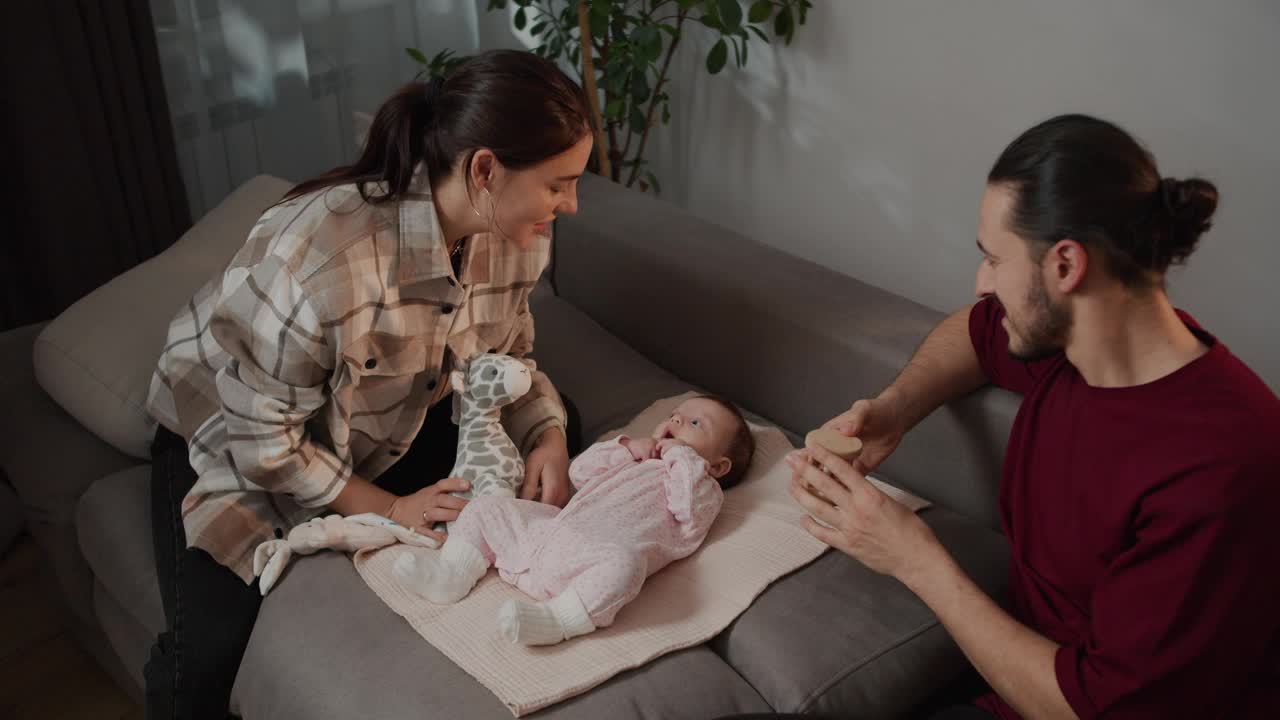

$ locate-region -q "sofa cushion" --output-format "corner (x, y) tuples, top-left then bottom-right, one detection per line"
(527, 286), (695, 442)
(76, 465), (165, 637)
(234, 552), (772, 719)
(94, 578), (152, 699)
(33, 175), (292, 459)
(709, 507), (1008, 716)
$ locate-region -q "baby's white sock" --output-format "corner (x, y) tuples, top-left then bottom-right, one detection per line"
(392, 539), (488, 605)
(498, 588), (595, 646)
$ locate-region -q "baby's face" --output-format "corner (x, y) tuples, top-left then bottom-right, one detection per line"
(651, 398), (737, 464)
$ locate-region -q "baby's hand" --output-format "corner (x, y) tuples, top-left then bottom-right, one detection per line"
(656, 438), (690, 456)
(622, 436), (658, 461)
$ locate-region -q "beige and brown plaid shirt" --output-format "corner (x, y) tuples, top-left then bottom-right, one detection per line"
(146, 167), (566, 582)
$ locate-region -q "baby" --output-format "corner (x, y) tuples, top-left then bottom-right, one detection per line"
(393, 395), (755, 645)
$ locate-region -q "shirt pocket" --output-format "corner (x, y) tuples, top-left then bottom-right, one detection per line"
(447, 317), (519, 363)
(340, 333), (432, 442)
(342, 333), (430, 379)
(340, 333), (432, 410)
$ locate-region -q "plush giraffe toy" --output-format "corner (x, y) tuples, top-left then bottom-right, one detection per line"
(438, 353), (532, 530)
(250, 353), (531, 595)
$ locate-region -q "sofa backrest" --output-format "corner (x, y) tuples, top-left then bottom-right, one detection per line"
(554, 175), (1018, 531)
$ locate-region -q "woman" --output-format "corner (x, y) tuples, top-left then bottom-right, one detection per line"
(143, 49), (593, 718)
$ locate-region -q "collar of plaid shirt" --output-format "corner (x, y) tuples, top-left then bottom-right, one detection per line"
(395, 167), (493, 287)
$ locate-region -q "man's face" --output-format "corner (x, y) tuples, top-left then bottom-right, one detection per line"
(975, 184), (1072, 361)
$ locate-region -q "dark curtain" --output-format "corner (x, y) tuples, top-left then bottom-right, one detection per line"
(1, 0), (190, 331)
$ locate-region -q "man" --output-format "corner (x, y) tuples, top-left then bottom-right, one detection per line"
(790, 115), (1280, 719)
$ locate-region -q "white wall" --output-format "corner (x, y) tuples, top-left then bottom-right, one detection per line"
(488, 2), (1280, 388)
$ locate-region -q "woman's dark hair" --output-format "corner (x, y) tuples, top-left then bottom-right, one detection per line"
(283, 49), (591, 203)
(988, 114), (1218, 287)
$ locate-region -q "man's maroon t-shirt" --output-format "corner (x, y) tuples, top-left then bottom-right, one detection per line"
(967, 297), (1280, 719)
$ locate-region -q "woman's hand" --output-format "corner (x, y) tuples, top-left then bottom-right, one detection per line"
(387, 477), (471, 543)
(520, 427), (572, 508)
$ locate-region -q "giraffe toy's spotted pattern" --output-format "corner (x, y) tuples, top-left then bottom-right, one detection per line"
(439, 354), (532, 531)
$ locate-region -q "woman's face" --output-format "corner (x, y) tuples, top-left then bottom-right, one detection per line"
(486, 134), (593, 249)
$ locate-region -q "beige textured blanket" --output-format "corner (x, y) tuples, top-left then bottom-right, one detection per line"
(354, 393), (930, 716)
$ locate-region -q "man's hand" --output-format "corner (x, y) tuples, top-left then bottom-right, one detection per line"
(621, 436), (658, 461)
(820, 386), (909, 474)
(520, 426), (572, 508)
(786, 443), (944, 582)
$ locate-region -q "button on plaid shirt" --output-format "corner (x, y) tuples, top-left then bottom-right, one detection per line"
(146, 168), (566, 582)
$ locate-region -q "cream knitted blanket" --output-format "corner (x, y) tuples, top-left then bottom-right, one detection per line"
(354, 393), (930, 716)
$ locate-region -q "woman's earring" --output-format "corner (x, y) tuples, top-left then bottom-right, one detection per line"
(472, 181), (495, 221)
(483, 188), (496, 228)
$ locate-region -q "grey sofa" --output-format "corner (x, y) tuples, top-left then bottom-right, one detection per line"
(0, 172), (1016, 719)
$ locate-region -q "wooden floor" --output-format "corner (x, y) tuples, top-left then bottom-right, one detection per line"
(0, 535), (142, 720)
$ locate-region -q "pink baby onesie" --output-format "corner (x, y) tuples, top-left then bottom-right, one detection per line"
(448, 436), (724, 626)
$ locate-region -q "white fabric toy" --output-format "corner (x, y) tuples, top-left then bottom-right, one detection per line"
(253, 513), (438, 595)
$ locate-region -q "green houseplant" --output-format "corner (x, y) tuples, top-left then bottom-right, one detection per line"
(407, 0), (811, 192)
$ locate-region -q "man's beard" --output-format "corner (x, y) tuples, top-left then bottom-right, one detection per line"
(1005, 270), (1071, 362)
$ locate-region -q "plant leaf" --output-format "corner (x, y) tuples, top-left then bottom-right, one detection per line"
(774, 6), (793, 40)
(514, 6), (527, 30)
(631, 71), (651, 102)
(405, 47), (428, 65)
(630, 105), (648, 133)
(718, 0), (742, 32)
(633, 25), (662, 62)
(646, 171), (662, 194)
(706, 38), (728, 74)
(748, 0), (771, 24)
(590, 5), (609, 38)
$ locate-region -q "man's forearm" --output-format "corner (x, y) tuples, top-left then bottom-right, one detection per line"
(905, 550), (1077, 720)
(886, 304), (987, 430)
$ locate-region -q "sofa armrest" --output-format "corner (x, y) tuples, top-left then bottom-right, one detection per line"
(0, 322), (143, 622)
(0, 323), (140, 522)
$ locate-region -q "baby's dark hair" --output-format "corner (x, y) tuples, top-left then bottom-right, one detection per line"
(695, 395), (755, 490)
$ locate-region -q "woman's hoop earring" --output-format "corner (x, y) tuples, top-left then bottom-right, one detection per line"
(471, 185), (495, 223)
